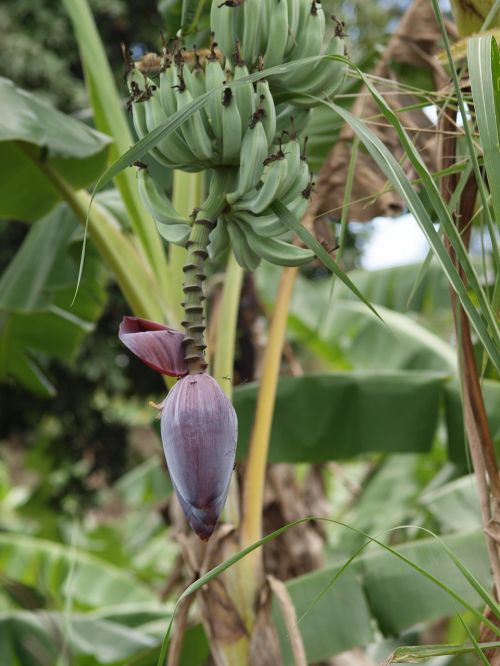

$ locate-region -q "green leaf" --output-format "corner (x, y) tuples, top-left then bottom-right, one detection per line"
(273, 566), (374, 664)
(257, 266), (457, 371)
(0, 204), (107, 396)
(0, 532), (156, 610)
(334, 261), (471, 315)
(280, 530), (491, 663)
(270, 199), (382, 321)
(234, 371), (447, 463)
(0, 609), (159, 664)
(329, 455), (424, 556)
(0, 77), (110, 222)
(420, 475), (481, 533)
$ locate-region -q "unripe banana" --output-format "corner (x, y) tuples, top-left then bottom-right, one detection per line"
(285, 0), (300, 56)
(289, 35), (347, 107)
(146, 93), (200, 167)
(281, 154), (311, 203)
(137, 168), (192, 245)
(227, 219), (262, 271)
(243, 225), (314, 266)
(227, 118), (269, 203)
(276, 138), (302, 199)
(293, 1), (325, 60)
(233, 155), (287, 214)
(241, 0), (262, 67)
(159, 64), (177, 117)
(189, 56), (207, 99)
(221, 88), (243, 163)
(208, 218), (231, 259)
(275, 104), (311, 137)
(210, 1), (236, 66)
(157, 223), (192, 245)
(131, 99), (149, 140)
(273, 1), (326, 92)
(233, 58), (256, 134)
(256, 80), (277, 145)
(175, 66), (215, 163)
(205, 51), (226, 151)
(137, 168), (190, 226)
(231, 209), (288, 238)
(263, 0), (289, 68)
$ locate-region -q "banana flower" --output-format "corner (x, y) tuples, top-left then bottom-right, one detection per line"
(119, 316), (237, 540)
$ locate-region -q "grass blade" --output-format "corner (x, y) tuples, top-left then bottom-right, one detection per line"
(156, 518), (500, 665)
(323, 97), (500, 371)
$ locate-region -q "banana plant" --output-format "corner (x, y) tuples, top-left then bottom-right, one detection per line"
(2, 0), (500, 664)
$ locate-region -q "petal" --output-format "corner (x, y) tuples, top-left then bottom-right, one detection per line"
(119, 316), (188, 377)
(161, 373), (237, 539)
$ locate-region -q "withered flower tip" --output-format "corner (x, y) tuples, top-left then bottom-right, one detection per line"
(118, 316), (237, 540)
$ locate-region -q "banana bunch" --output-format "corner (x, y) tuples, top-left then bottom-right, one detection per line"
(210, 0), (346, 106)
(128, 44), (280, 172)
(208, 135), (315, 269)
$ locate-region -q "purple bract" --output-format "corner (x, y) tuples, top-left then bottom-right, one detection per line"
(118, 316), (237, 539)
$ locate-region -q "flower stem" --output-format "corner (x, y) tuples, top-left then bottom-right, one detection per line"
(181, 171), (228, 373)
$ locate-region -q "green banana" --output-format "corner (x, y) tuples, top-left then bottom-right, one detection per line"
(233, 155), (287, 214)
(131, 99), (149, 140)
(285, 0), (300, 56)
(208, 218), (231, 259)
(243, 224), (314, 266)
(276, 138), (302, 199)
(210, 0), (236, 66)
(157, 223), (192, 245)
(263, 0), (289, 68)
(280, 155), (311, 203)
(137, 168), (190, 226)
(256, 79), (277, 145)
(205, 52), (226, 152)
(227, 118), (269, 203)
(241, 0), (261, 67)
(233, 59), (256, 134)
(275, 104), (311, 137)
(272, 1), (325, 92)
(175, 66), (215, 162)
(159, 64), (177, 117)
(227, 219), (262, 271)
(145, 93), (198, 167)
(231, 209), (288, 238)
(290, 35), (346, 106)
(221, 88), (242, 163)
(189, 56), (207, 99)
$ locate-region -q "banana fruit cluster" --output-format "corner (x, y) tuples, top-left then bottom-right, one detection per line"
(128, 0), (346, 269)
(211, 0), (346, 105)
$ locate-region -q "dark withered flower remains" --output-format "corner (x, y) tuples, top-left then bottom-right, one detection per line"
(119, 316), (237, 540)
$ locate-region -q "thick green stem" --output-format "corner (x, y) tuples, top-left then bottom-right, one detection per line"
(63, 0), (172, 306)
(181, 171), (228, 373)
(170, 171), (205, 327)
